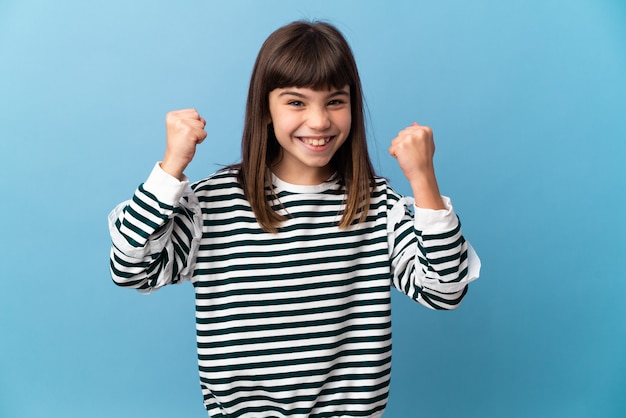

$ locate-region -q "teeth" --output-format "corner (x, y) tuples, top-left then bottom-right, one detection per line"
(300, 137), (331, 146)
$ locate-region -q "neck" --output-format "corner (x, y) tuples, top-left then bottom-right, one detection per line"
(270, 164), (334, 185)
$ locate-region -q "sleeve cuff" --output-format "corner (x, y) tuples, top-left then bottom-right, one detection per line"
(413, 196), (458, 233)
(142, 162), (190, 206)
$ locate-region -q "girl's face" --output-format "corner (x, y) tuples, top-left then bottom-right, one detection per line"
(268, 85), (351, 185)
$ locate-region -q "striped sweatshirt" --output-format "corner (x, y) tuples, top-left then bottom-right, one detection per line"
(108, 163), (480, 418)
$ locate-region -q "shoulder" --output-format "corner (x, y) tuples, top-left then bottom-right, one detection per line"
(371, 176), (403, 203)
(191, 167), (243, 196)
(372, 175), (389, 189)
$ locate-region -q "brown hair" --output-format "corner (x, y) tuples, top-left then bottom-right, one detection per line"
(236, 20), (375, 232)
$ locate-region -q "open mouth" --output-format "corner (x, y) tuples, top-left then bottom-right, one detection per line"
(297, 136), (334, 147)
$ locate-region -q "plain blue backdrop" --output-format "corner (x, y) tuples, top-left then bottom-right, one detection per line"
(1, 1), (625, 417)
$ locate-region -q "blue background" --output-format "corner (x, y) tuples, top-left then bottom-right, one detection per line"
(1, 1), (625, 417)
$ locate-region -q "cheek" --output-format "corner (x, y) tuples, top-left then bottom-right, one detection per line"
(271, 117), (295, 142)
(341, 112), (352, 132)
(275, 114), (301, 133)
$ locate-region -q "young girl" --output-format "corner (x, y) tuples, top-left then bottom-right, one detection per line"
(109, 20), (480, 418)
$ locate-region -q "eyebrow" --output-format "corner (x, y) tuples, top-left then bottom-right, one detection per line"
(278, 89), (350, 99)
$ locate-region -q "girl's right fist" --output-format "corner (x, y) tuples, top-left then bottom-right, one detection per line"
(161, 109), (207, 180)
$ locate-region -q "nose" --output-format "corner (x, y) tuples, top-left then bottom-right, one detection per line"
(307, 105), (331, 131)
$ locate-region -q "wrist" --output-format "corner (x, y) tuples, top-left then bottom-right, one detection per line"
(408, 172), (445, 210)
(160, 158), (187, 181)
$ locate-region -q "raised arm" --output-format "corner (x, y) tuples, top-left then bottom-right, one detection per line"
(388, 122), (480, 309)
(108, 109), (206, 292)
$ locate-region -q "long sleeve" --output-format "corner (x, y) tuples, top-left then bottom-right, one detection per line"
(387, 193), (481, 310)
(108, 163), (203, 293)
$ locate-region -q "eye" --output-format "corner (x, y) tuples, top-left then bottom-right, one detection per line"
(288, 100), (304, 107)
(328, 99), (346, 106)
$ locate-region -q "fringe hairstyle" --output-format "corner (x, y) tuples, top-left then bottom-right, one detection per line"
(236, 21), (375, 233)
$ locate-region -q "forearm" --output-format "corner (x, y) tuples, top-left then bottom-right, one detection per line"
(408, 169), (445, 210)
(108, 163), (200, 291)
(389, 196), (480, 310)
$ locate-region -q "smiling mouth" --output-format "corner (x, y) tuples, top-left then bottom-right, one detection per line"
(297, 136), (334, 146)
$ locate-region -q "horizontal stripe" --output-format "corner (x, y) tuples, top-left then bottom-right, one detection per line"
(108, 168), (474, 417)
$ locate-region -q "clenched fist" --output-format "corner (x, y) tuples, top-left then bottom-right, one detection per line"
(161, 109), (207, 180)
(389, 122), (445, 209)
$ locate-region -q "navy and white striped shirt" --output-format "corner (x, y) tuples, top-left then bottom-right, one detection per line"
(109, 163), (480, 417)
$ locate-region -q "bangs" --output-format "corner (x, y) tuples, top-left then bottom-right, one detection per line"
(266, 26), (355, 91)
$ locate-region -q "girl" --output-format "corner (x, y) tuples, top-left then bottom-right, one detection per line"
(109, 20), (480, 418)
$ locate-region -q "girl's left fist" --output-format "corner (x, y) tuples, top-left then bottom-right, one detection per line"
(388, 122), (436, 183)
